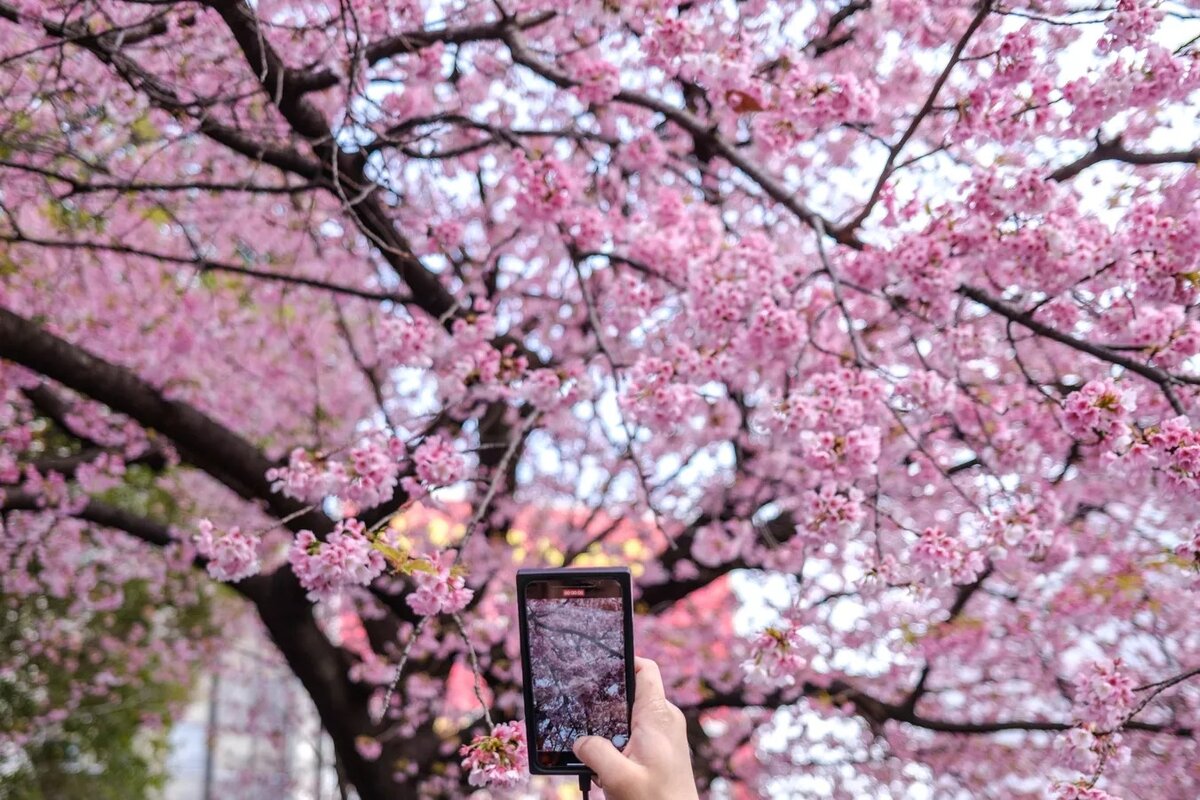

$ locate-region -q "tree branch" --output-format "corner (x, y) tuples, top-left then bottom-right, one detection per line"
(698, 675), (1195, 738)
(836, 0), (993, 237)
(0, 307), (329, 533)
(637, 511), (795, 612)
(0, 234), (407, 304)
(1050, 136), (1200, 182)
(957, 284), (1188, 414)
(500, 26), (855, 248)
(0, 489), (270, 600)
(204, 0), (467, 326)
(25, 447), (168, 480)
(805, 0), (871, 57)
(898, 567), (993, 716)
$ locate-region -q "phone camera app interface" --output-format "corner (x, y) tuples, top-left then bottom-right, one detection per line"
(527, 579), (628, 755)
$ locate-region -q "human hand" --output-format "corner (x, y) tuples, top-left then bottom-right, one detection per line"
(572, 657), (700, 800)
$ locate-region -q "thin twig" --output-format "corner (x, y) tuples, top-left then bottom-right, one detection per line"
(569, 253), (674, 548)
(453, 611), (496, 729)
(374, 616), (428, 725)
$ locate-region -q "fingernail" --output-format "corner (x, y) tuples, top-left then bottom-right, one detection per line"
(572, 736), (592, 757)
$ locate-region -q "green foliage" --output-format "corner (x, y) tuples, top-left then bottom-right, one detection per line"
(41, 198), (106, 234)
(0, 577), (209, 800)
(0, 431), (211, 799)
(95, 463), (181, 524)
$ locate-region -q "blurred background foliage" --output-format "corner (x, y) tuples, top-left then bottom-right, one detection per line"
(1, 416), (213, 800)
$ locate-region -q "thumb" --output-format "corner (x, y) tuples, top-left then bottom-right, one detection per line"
(573, 736), (638, 787)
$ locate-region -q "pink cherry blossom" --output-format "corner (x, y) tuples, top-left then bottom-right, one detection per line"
(194, 519), (260, 583)
(378, 314), (436, 369)
(406, 550), (473, 617)
(912, 527), (985, 585)
(1063, 379), (1136, 443)
(1100, 0), (1163, 53)
(267, 448), (338, 504)
(267, 436), (405, 509)
(567, 53), (621, 105)
(1054, 784), (1121, 800)
(287, 520), (386, 603)
(3, 1), (1200, 797)
(412, 435), (465, 487)
(458, 720), (527, 789)
(1074, 659), (1137, 730)
(743, 624), (810, 688)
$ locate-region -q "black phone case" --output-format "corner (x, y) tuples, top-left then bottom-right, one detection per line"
(516, 566), (636, 776)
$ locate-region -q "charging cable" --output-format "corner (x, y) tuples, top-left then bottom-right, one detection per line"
(579, 773), (592, 799)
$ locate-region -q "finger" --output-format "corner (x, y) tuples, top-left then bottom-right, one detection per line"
(632, 657), (666, 712)
(572, 736), (638, 788)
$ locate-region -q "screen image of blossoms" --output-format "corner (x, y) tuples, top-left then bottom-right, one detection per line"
(527, 596), (628, 752)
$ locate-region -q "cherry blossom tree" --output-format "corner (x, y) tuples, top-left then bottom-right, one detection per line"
(2, 0), (1200, 797)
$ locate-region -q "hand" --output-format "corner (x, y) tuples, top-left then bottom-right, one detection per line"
(572, 657), (700, 800)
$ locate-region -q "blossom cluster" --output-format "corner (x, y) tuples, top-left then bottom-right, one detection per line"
(792, 484), (866, 545)
(406, 550), (473, 616)
(511, 151), (576, 223)
(753, 68), (879, 148)
(267, 434), (405, 510)
(194, 519), (260, 583)
(1099, 0), (1164, 53)
(411, 435), (465, 487)
(1063, 379), (1136, 444)
(1073, 659), (1136, 730)
(912, 526), (986, 585)
(567, 53), (621, 105)
(742, 624), (810, 688)
(692, 519), (754, 567)
(622, 356), (704, 430)
(287, 519), (386, 603)
(1054, 784), (1121, 800)
(1146, 416), (1200, 497)
(459, 721), (527, 788)
(378, 314), (436, 368)
(1057, 724), (1129, 775)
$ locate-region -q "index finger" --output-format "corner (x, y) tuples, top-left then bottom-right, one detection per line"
(632, 656), (666, 711)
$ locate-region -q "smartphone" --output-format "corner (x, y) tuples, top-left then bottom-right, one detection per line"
(516, 567), (636, 775)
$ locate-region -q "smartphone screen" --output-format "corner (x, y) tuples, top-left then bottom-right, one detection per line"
(517, 568), (634, 774)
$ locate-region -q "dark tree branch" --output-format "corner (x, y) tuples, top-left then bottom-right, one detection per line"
(0, 489), (270, 600)
(198, 121), (327, 179)
(1050, 136), (1200, 182)
(0, 307), (329, 532)
(26, 447), (168, 480)
(0, 234), (408, 304)
(0, 160), (318, 196)
(805, 0), (872, 57)
(2, 489), (171, 547)
(22, 382), (105, 449)
(836, 0), (993, 237)
(957, 285), (1189, 414)
(898, 567), (993, 716)
(698, 676), (1195, 738)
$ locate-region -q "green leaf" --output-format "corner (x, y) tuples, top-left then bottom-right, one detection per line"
(142, 205), (172, 226)
(129, 114), (159, 145)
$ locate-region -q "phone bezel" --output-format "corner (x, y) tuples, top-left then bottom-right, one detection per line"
(516, 566), (636, 776)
